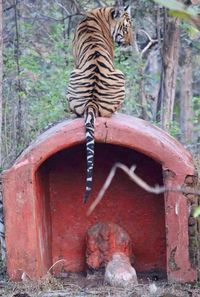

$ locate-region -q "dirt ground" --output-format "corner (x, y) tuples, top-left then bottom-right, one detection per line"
(0, 272), (200, 297)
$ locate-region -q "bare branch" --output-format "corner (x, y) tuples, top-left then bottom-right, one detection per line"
(55, 0), (70, 15)
(3, 0), (21, 12)
(138, 29), (158, 58)
(139, 29), (154, 42)
(38, 12), (85, 22)
(87, 163), (200, 216)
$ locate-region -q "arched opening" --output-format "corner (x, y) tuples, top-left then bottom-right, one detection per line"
(36, 143), (166, 278)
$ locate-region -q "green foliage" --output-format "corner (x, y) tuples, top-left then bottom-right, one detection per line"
(193, 96), (200, 127)
(193, 206), (200, 218)
(2, 0), (200, 167)
(169, 120), (181, 138)
(180, 22), (200, 44)
(4, 18), (74, 151)
(153, 0), (199, 18)
(114, 48), (142, 116)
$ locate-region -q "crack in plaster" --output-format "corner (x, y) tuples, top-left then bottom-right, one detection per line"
(104, 120), (108, 143)
(169, 247), (180, 271)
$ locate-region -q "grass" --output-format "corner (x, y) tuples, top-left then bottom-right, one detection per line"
(0, 272), (200, 297)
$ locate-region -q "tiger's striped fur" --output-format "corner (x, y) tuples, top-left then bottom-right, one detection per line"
(67, 6), (133, 202)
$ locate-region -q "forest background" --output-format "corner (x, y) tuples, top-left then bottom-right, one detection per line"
(0, 0), (200, 171)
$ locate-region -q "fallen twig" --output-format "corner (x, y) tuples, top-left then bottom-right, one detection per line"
(48, 259), (66, 273)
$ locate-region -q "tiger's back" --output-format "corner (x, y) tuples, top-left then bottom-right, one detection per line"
(68, 7), (132, 117)
(67, 6), (133, 202)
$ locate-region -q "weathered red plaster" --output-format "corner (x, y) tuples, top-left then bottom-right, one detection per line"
(46, 142), (166, 276)
(2, 114), (197, 282)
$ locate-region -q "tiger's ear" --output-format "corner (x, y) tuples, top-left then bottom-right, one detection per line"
(111, 7), (122, 19)
(124, 5), (131, 15)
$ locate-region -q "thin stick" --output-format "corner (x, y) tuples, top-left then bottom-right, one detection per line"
(48, 259), (66, 273)
(87, 162), (200, 216)
(138, 29), (158, 58)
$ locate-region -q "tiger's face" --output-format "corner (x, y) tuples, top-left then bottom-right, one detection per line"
(110, 6), (133, 47)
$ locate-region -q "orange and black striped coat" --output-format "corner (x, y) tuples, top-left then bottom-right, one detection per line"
(67, 6), (133, 202)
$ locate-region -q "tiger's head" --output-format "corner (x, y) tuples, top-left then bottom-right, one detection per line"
(110, 5), (133, 47)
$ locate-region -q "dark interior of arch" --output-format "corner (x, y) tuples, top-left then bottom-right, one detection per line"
(35, 143), (166, 279)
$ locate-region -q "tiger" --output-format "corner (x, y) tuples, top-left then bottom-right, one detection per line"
(67, 6), (133, 203)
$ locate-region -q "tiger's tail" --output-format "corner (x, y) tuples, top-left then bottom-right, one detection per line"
(83, 105), (97, 203)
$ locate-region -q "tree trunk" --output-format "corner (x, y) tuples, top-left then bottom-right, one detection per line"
(139, 66), (148, 120)
(0, 0), (2, 168)
(14, 0), (22, 149)
(180, 46), (193, 143)
(158, 14), (180, 131)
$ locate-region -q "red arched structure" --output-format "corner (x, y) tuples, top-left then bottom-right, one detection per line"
(2, 114), (197, 282)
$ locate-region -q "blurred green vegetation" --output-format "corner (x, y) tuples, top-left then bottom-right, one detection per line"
(2, 0), (200, 167)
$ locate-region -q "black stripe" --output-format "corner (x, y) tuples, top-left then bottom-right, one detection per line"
(83, 106), (96, 203)
(97, 60), (113, 72)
